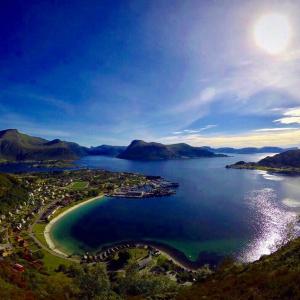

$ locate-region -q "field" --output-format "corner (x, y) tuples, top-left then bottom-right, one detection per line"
(32, 223), (48, 247)
(67, 181), (89, 190)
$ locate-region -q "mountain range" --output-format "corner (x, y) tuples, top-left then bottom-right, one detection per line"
(0, 129), (297, 162)
(204, 146), (295, 154)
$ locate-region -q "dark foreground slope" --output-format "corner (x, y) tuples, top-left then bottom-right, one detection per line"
(0, 129), (88, 161)
(227, 149), (300, 174)
(177, 237), (300, 300)
(118, 140), (224, 160)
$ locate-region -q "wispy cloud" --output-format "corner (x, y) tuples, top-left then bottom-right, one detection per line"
(275, 107), (300, 124)
(0, 106), (71, 139)
(1, 88), (76, 115)
(172, 124), (217, 135)
(160, 129), (300, 148)
(254, 127), (299, 132)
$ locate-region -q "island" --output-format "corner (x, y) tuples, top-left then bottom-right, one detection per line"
(118, 139), (227, 161)
(226, 149), (300, 175)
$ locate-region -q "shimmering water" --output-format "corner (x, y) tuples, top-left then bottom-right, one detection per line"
(49, 154), (300, 266)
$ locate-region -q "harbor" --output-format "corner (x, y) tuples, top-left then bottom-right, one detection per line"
(107, 176), (179, 198)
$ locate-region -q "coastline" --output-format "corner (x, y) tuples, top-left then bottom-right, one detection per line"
(42, 194), (208, 270)
(44, 195), (104, 257)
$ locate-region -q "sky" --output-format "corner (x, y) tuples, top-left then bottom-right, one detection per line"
(1, 0), (300, 147)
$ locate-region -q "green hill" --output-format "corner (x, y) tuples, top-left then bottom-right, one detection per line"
(177, 237), (300, 300)
(0, 129), (88, 161)
(0, 173), (28, 214)
(258, 149), (300, 168)
(227, 149), (300, 174)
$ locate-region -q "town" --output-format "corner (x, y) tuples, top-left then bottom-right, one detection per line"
(0, 169), (206, 286)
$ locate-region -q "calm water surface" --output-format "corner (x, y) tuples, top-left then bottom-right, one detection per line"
(44, 155), (300, 265)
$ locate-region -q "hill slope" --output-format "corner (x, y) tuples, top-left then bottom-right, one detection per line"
(0, 129), (88, 161)
(177, 237), (300, 300)
(0, 173), (28, 214)
(206, 146), (289, 154)
(118, 140), (224, 160)
(88, 145), (126, 157)
(227, 149), (300, 174)
(258, 149), (300, 168)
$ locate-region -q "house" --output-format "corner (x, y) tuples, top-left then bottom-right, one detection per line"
(138, 255), (152, 270)
(13, 263), (25, 272)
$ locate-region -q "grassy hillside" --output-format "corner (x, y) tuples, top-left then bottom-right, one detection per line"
(0, 129), (88, 161)
(177, 237), (300, 300)
(0, 173), (28, 214)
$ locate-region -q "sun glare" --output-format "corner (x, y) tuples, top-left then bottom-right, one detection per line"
(254, 13), (292, 55)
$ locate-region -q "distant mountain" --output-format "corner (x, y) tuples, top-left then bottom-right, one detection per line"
(204, 146), (296, 154)
(118, 140), (225, 161)
(0, 129), (88, 161)
(88, 145), (126, 157)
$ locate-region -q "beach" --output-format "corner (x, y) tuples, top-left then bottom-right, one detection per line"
(43, 194), (198, 269)
(44, 195), (104, 257)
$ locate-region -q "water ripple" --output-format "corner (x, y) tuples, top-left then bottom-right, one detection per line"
(239, 188), (298, 262)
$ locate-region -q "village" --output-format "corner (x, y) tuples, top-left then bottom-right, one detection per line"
(0, 169), (204, 285)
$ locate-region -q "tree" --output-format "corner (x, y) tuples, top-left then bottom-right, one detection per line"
(72, 264), (119, 300)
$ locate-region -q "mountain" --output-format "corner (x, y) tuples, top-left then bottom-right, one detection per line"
(258, 149), (300, 168)
(204, 146), (295, 154)
(88, 145), (126, 157)
(227, 149), (300, 173)
(0, 129), (88, 161)
(117, 140), (224, 160)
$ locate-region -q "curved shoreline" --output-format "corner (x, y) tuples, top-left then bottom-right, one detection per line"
(43, 196), (222, 271)
(44, 195), (104, 257)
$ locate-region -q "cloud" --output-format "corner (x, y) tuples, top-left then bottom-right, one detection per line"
(160, 129), (300, 148)
(275, 117), (300, 124)
(254, 127), (299, 132)
(275, 107), (300, 124)
(172, 124), (217, 135)
(1, 88), (76, 115)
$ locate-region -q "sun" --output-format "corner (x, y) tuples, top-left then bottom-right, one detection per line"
(253, 13), (292, 55)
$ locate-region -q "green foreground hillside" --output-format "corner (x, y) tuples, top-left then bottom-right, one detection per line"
(177, 237), (300, 300)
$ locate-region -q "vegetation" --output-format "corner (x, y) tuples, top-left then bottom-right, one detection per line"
(227, 149), (300, 174)
(68, 181), (89, 190)
(0, 129), (88, 161)
(0, 173), (28, 214)
(177, 237), (300, 300)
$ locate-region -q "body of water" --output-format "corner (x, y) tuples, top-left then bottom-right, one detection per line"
(2, 154), (299, 267)
(48, 154), (300, 267)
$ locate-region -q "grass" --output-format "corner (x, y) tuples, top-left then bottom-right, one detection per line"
(128, 248), (148, 262)
(68, 181), (89, 190)
(32, 223), (48, 248)
(41, 249), (75, 273)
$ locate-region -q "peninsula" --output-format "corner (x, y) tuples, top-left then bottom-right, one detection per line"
(227, 149), (300, 174)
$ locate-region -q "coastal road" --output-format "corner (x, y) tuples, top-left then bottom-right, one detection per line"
(27, 199), (79, 263)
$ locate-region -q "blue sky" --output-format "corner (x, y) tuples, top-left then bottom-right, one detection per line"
(1, 0), (300, 147)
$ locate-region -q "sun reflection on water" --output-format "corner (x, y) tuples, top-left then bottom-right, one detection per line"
(240, 188), (298, 262)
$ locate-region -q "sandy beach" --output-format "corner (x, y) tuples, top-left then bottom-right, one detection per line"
(44, 195), (104, 257)
(43, 195), (198, 270)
